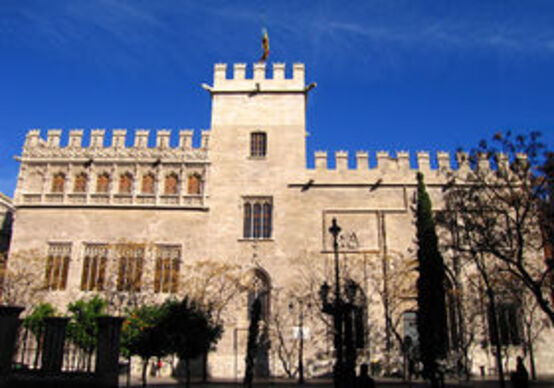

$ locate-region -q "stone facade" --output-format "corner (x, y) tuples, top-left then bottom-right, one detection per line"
(0, 193), (13, 256)
(8, 63), (553, 378)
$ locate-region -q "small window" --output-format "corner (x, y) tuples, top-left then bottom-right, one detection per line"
(250, 132), (267, 158)
(141, 173), (155, 194)
(243, 198), (272, 239)
(116, 245), (144, 292)
(96, 173), (110, 193)
(187, 174), (201, 195)
(154, 246), (181, 293)
(81, 244), (107, 291)
(45, 243), (71, 291)
(119, 173), (133, 194)
(164, 173), (179, 195)
(51, 173), (65, 193)
(73, 173), (87, 193)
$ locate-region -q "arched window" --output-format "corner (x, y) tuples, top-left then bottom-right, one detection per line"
(243, 203), (252, 238)
(187, 174), (201, 195)
(119, 173), (133, 194)
(262, 203), (272, 238)
(253, 203), (262, 238)
(243, 198), (272, 239)
(250, 132), (267, 157)
(164, 173), (179, 195)
(73, 173), (87, 193)
(51, 173), (65, 193)
(141, 173), (155, 194)
(96, 173), (110, 193)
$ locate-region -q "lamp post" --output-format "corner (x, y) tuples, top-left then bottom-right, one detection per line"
(289, 297), (311, 384)
(319, 217), (344, 388)
(320, 218), (364, 388)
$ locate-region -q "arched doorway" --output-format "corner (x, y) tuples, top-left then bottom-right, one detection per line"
(244, 268), (271, 377)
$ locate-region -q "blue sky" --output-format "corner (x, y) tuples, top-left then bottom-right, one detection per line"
(1, 0), (553, 196)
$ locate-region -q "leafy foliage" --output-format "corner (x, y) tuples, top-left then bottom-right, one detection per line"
(66, 296), (107, 356)
(22, 303), (57, 337)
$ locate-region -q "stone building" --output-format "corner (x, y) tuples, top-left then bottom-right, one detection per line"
(0, 193), (13, 256)
(8, 63), (553, 378)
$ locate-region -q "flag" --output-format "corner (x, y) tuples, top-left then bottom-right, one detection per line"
(260, 27), (269, 62)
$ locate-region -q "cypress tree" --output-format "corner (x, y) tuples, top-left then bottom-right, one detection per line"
(415, 172), (448, 387)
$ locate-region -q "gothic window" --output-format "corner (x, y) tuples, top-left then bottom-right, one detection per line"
(164, 173), (179, 195)
(51, 173), (65, 193)
(81, 244), (107, 291)
(250, 132), (267, 158)
(141, 173), (155, 194)
(119, 173), (133, 194)
(96, 173), (110, 193)
(73, 173), (87, 193)
(187, 174), (201, 195)
(243, 198), (272, 239)
(246, 269), (270, 322)
(116, 245), (144, 292)
(45, 243), (71, 291)
(154, 245), (181, 293)
(488, 302), (522, 346)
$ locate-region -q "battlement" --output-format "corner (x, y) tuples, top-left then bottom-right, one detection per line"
(311, 150), (504, 173)
(206, 63), (308, 93)
(21, 129), (209, 161)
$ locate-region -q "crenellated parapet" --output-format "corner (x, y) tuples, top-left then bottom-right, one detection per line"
(22, 128), (209, 161)
(16, 129), (210, 208)
(308, 149), (506, 176)
(205, 63), (309, 93)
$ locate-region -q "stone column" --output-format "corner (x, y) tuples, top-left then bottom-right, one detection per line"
(0, 306), (24, 387)
(95, 316), (123, 388)
(41, 317), (69, 373)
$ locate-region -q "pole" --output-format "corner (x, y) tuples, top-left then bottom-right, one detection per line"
(329, 218), (343, 388)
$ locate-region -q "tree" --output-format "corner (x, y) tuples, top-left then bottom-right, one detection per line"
(0, 249), (46, 306)
(366, 253), (417, 377)
(244, 297), (261, 388)
(66, 295), (107, 372)
(161, 297), (222, 388)
(120, 302), (169, 387)
(442, 132), (553, 324)
(415, 172), (448, 388)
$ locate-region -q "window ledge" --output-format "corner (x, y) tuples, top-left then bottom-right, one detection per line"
(247, 156), (267, 160)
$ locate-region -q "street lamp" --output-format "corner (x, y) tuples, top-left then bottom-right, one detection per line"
(289, 297), (311, 384)
(320, 217), (344, 388)
(319, 218), (363, 388)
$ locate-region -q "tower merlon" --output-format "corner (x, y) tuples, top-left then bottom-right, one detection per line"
(113, 129), (127, 148)
(437, 151), (451, 171)
(397, 151), (410, 170)
(156, 129), (171, 148)
(417, 151), (431, 171)
(47, 129), (62, 148)
(355, 151), (369, 170)
(376, 151), (391, 170)
(209, 63), (307, 92)
(135, 129), (150, 148)
(179, 129), (194, 149)
(477, 152), (490, 171)
(201, 130), (210, 149)
(68, 129), (84, 148)
(315, 151), (328, 170)
(335, 150), (348, 171)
